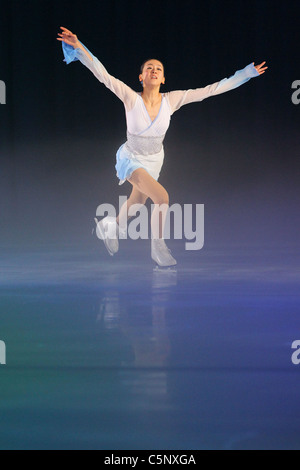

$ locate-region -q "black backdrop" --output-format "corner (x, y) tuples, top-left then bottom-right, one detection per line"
(0, 0), (299, 248)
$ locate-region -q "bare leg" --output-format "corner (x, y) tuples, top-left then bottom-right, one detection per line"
(126, 169), (169, 239)
(116, 185), (149, 233)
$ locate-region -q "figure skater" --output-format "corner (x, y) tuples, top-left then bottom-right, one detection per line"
(57, 26), (268, 267)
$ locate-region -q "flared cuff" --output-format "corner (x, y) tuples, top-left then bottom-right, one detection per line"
(244, 62), (260, 78)
(62, 41), (94, 65)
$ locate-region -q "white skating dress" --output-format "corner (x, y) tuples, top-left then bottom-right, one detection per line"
(62, 42), (259, 185)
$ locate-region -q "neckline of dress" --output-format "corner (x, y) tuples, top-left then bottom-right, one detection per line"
(138, 93), (164, 124)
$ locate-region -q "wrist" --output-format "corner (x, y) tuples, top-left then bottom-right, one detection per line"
(245, 63), (260, 78)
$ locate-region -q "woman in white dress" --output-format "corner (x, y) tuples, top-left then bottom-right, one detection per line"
(57, 27), (268, 267)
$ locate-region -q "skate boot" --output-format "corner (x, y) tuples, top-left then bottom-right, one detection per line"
(94, 216), (120, 256)
(151, 238), (177, 267)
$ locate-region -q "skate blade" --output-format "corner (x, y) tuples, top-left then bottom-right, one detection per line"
(153, 265), (177, 273)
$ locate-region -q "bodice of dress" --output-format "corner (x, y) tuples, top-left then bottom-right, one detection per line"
(125, 93), (171, 135)
(124, 92), (172, 154)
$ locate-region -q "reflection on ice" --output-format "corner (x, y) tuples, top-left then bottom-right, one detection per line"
(0, 245), (299, 449)
(95, 267), (178, 369)
(92, 267), (179, 403)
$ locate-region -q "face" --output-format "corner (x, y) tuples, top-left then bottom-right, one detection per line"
(139, 60), (165, 88)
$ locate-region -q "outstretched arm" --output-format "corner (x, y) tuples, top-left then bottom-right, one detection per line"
(166, 61), (268, 114)
(57, 27), (138, 112)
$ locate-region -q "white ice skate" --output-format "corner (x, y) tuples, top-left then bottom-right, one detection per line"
(151, 238), (177, 268)
(94, 216), (120, 256)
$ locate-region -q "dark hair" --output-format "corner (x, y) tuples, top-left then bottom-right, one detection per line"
(140, 58), (165, 74)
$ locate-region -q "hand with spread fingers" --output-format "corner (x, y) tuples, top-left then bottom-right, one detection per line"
(57, 26), (80, 49)
(253, 61), (268, 75)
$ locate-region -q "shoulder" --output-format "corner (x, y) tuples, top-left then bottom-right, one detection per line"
(162, 92), (172, 110)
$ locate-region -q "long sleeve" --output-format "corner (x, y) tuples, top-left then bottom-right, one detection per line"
(166, 63), (260, 115)
(62, 42), (138, 112)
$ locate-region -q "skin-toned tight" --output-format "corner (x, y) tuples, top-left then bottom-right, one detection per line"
(116, 168), (169, 239)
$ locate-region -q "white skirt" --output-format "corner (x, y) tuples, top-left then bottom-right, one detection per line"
(115, 143), (165, 185)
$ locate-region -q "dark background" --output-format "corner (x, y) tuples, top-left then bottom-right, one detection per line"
(0, 0), (299, 249)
